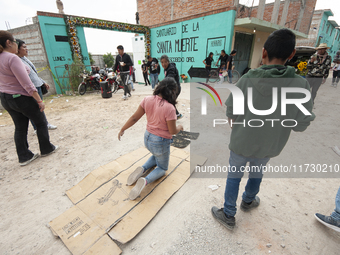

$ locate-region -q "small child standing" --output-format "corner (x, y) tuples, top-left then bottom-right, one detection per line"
(219, 63), (226, 84)
(332, 51), (340, 88)
(118, 77), (183, 200)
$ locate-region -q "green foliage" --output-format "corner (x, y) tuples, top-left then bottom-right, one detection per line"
(62, 54), (85, 93)
(88, 52), (95, 65)
(103, 52), (115, 68)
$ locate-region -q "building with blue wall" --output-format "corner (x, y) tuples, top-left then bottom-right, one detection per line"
(297, 9), (340, 60)
(34, 11), (150, 94)
(37, 13), (91, 94)
(151, 11), (236, 81)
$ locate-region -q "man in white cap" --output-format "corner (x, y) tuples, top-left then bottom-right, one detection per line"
(306, 43), (332, 104)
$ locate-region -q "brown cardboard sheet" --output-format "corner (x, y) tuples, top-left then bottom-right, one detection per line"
(49, 148), (207, 254)
(82, 235), (122, 255)
(66, 147), (151, 204)
(75, 155), (184, 231)
(49, 206), (120, 255)
(108, 160), (191, 243)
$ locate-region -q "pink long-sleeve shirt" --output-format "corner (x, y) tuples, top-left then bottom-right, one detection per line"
(0, 52), (37, 96)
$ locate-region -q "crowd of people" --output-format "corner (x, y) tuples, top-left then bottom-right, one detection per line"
(1, 28), (339, 235)
(203, 49), (237, 83)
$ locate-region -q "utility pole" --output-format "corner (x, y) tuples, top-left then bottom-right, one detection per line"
(171, 0), (174, 21)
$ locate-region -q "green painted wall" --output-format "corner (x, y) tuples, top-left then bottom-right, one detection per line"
(316, 12), (340, 60)
(150, 10), (236, 81)
(38, 15), (91, 94)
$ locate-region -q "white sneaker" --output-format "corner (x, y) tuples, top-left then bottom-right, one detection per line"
(129, 177), (147, 200)
(127, 166), (145, 186)
(20, 153), (40, 166)
(41, 145), (59, 157)
(47, 123), (57, 130)
(122, 95), (127, 100)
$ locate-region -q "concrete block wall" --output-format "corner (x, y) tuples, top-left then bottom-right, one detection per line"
(296, 10), (323, 47)
(9, 23), (56, 95)
(296, 9), (340, 59)
(298, 0), (317, 35)
(250, 0), (316, 34)
(92, 54), (105, 68)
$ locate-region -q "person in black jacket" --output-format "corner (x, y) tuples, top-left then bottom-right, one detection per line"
(113, 45), (133, 100)
(141, 60), (150, 86)
(215, 50), (228, 69)
(160, 55), (183, 119)
(203, 52), (214, 82)
(147, 56), (160, 89)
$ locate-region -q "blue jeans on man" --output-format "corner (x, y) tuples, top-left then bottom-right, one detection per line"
(223, 150), (270, 217)
(331, 186), (340, 221)
(142, 130), (172, 184)
(150, 73), (158, 89)
(128, 76), (134, 90)
(228, 69), (232, 83)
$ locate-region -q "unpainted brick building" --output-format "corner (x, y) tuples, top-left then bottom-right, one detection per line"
(138, 0), (316, 35)
(296, 9), (340, 59)
(138, 0), (317, 75)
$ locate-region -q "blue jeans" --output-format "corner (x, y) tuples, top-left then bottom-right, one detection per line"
(223, 151), (270, 217)
(331, 186), (340, 221)
(142, 131), (172, 184)
(228, 70), (232, 83)
(150, 73), (158, 89)
(128, 79), (134, 90)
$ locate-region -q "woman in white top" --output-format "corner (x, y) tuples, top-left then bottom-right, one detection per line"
(16, 39), (57, 131)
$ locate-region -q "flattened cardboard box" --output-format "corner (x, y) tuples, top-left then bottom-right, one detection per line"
(49, 206), (121, 255)
(49, 148), (207, 255)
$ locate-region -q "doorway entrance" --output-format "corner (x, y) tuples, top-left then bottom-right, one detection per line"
(233, 32), (254, 75)
(37, 12), (150, 94)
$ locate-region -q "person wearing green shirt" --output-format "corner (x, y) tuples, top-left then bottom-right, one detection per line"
(211, 29), (315, 230)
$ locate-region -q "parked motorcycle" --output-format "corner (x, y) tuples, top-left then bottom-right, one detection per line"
(106, 72), (131, 94)
(78, 72), (107, 95)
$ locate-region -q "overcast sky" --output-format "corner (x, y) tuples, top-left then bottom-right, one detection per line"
(0, 0), (339, 54)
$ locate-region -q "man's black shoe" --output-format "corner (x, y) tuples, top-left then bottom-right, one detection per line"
(211, 206), (235, 230)
(240, 196), (260, 212)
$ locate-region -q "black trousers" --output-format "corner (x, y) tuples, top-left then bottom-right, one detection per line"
(0, 93), (55, 162)
(120, 72), (131, 96)
(306, 76), (323, 104)
(333, 70), (340, 84)
(143, 72), (150, 85)
(175, 85), (181, 115)
(205, 67), (211, 83)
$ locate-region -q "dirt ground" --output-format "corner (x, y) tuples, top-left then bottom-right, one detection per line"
(0, 78), (339, 255)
